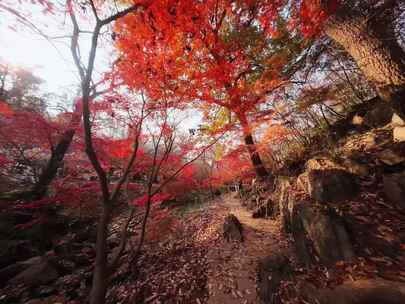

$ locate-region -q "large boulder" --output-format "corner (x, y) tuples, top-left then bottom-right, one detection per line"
(257, 252), (291, 304)
(308, 169), (359, 204)
(363, 101), (394, 128)
(376, 149), (405, 166)
(290, 202), (354, 266)
(9, 257), (58, 287)
(297, 203), (354, 265)
(393, 126), (405, 142)
(0, 239), (39, 269)
(223, 214), (243, 242)
(383, 171), (405, 209)
(0, 256), (43, 285)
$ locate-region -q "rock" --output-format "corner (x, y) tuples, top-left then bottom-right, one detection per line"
(377, 149), (405, 166)
(54, 240), (73, 257)
(73, 225), (97, 243)
(25, 295), (66, 304)
(0, 263), (27, 286)
(383, 171), (405, 209)
(107, 233), (121, 249)
(311, 279), (405, 304)
(56, 273), (82, 295)
(257, 252), (291, 303)
(342, 158), (369, 176)
(393, 126), (405, 142)
(223, 214), (243, 242)
(273, 177), (294, 232)
(0, 240), (39, 269)
(55, 259), (76, 274)
(391, 113), (404, 126)
(363, 101), (393, 127)
(32, 285), (56, 298)
(0, 256), (43, 285)
(293, 202), (354, 265)
(71, 253), (91, 266)
(351, 114), (364, 125)
(10, 258), (58, 287)
(306, 157), (345, 171)
(308, 169), (359, 203)
(252, 198), (273, 218)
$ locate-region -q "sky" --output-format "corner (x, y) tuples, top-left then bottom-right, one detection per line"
(0, 4), (78, 96)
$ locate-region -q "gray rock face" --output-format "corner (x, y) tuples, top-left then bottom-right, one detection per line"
(363, 102), (393, 128)
(257, 252), (291, 304)
(294, 203), (354, 265)
(308, 169), (359, 203)
(10, 258), (58, 286)
(383, 171), (405, 209)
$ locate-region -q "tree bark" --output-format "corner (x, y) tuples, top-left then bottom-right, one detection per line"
(324, 1), (405, 118)
(90, 204), (110, 304)
(31, 129), (76, 199)
(0, 127), (76, 202)
(238, 114), (269, 179)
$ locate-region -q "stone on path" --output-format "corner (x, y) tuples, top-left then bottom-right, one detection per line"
(223, 213), (244, 242)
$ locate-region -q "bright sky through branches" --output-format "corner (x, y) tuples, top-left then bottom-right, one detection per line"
(0, 2), (113, 103)
(0, 1), (202, 129)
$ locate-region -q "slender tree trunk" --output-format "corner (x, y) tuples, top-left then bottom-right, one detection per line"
(90, 203), (111, 304)
(31, 129), (76, 199)
(324, 1), (405, 118)
(238, 114), (269, 179)
(0, 127), (77, 202)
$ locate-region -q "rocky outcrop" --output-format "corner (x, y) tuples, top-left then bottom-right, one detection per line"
(223, 214), (244, 242)
(297, 157), (360, 204)
(383, 171), (405, 209)
(308, 169), (359, 204)
(393, 126), (405, 142)
(292, 202), (354, 265)
(257, 252), (291, 304)
(9, 257), (59, 286)
(363, 101), (394, 128)
(272, 156), (357, 265)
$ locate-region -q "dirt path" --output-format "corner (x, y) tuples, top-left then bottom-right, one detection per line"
(206, 193), (283, 304)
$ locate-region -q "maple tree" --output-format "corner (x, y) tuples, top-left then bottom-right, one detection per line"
(114, 0), (309, 179)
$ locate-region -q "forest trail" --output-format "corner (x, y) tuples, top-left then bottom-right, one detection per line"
(206, 193), (283, 304)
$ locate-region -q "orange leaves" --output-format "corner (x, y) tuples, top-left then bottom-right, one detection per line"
(0, 101), (14, 117)
(131, 192), (173, 206)
(107, 138), (134, 160)
(300, 0), (341, 37)
(263, 124), (291, 142)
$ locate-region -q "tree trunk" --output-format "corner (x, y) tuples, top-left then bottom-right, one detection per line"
(0, 128), (76, 202)
(90, 204), (111, 304)
(238, 114), (269, 179)
(31, 129), (76, 199)
(324, 1), (405, 118)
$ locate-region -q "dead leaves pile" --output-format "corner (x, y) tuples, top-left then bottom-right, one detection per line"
(107, 201), (226, 304)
